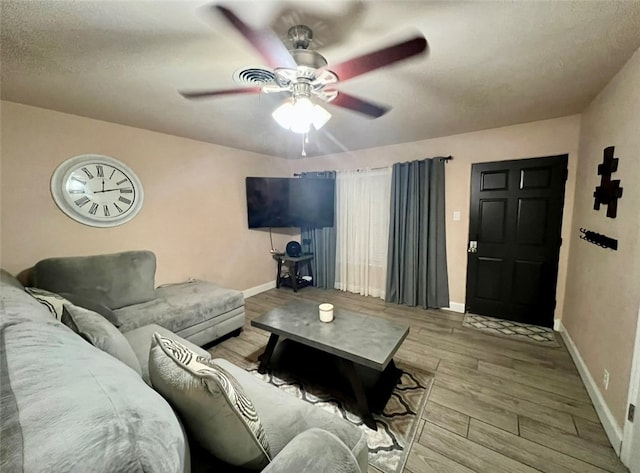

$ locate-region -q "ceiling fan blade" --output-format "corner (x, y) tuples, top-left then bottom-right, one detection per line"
(179, 87), (262, 99)
(330, 92), (390, 118)
(215, 5), (296, 69)
(329, 36), (428, 82)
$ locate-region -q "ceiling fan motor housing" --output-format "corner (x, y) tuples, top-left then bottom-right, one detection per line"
(286, 24), (329, 71)
(289, 49), (328, 69)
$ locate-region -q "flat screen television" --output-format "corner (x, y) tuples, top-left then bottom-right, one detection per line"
(246, 177), (335, 229)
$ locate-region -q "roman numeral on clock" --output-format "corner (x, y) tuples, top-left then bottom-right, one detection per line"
(89, 203), (99, 215)
(116, 178), (128, 186)
(114, 203), (124, 213)
(120, 188), (133, 194)
(118, 196), (132, 205)
(81, 167), (94, 179)
(74, 196), (90, 207)
(96, 165), (104, 178)
(103, 205), (110, 217)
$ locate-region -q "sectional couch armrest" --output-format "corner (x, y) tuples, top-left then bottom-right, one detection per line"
(263, 428), (362, 473)
(213, 358), (368, 471)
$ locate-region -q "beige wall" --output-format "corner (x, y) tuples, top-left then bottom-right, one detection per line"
(291, 115), (581, 319)
(0, 101), (582, 317)
(562, 48), (640, 428)
(0, 101), (293, 290)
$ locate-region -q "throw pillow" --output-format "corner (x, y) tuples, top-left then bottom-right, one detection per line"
(58, 292), (120, 327)
(149, 333), (271, 470)
(24, 287), (67, 320)
(61, 304), (142, 376)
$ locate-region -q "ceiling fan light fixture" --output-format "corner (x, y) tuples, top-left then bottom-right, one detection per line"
(272, 97), (331, 134)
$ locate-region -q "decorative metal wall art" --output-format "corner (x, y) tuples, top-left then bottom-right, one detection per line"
(593, 146), (623, 218)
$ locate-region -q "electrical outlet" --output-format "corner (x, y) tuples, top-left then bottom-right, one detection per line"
(603, 369), (610, 390)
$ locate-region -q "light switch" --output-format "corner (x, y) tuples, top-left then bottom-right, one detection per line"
(453, 211), (461, 221)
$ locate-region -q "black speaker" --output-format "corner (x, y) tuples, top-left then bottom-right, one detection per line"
(286, 241), (302, 257)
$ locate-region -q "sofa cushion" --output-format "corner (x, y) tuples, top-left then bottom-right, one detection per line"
(123, 323), (211, 385)
(61, 304), (142, 376)
(114, 280), (244, 334)
(33, 251), (156, 309)
(0, 279), (186, 473)
(149, 333), (270, 470)
(24, 287), (67, 320)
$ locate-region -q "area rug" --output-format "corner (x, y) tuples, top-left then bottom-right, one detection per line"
(248, 363), (432, 473)
(463, 313), (559, 347)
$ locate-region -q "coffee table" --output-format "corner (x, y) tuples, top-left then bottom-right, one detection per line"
(251, 300), (409, 429)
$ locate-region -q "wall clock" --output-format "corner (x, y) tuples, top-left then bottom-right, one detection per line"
(50, 154), (144, 227)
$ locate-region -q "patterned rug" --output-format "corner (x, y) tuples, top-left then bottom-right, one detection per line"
(463, 313), (559, 347)
(248, 363), (432, 473)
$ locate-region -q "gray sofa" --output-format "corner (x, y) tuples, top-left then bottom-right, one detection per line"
(30, 251), (245, 346)
(0, 269), (368, 472)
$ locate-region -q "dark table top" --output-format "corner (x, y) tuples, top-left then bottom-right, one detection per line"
(251, 299), (409, 370)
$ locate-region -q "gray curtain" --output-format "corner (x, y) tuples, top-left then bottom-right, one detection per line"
(300, 171), (337, 289)
(385, 158), (450, 308)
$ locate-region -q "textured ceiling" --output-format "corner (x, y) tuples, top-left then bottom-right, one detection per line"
(2, 1), (640, 158)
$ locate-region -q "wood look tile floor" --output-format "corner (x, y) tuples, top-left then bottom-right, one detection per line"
(207, 288), (628, 473)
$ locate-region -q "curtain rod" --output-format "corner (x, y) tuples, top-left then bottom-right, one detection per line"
(293, 156), (453, 176)
(293, 166), (388, 177)
(354, 165), (390, 172)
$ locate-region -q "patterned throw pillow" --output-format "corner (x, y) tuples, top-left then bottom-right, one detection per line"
(149, 333), (271, 470)
(24, 287), (68, 320)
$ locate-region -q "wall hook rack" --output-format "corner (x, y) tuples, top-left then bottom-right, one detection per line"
(579, 228), (618, 250)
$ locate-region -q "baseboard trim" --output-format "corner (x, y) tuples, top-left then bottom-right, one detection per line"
(243, 280), (276, 299)
(448, 302), (465, 313)
(558, 321), (623, 454)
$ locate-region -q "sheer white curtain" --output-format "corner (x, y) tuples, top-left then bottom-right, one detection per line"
(334, 168), (391, 299)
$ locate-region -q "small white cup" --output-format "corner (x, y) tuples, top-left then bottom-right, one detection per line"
(319, 303), (334, 323)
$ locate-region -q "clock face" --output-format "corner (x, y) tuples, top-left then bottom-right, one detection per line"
(51, 155), (144, 227)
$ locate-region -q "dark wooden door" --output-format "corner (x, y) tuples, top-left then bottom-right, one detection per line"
(465, 155), (568, 327)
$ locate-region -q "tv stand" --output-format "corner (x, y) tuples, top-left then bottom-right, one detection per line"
(273, 253), (314, 292)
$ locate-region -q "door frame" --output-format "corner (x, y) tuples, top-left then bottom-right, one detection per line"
(621, 305), (640, 469)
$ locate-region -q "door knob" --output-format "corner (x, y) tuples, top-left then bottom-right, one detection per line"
(468, 240), (478, 253)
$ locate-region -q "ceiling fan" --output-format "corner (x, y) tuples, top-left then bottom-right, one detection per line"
(179, 5), (428, 133)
